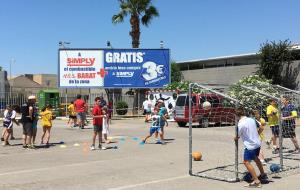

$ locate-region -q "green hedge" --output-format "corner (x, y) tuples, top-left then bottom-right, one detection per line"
(116, 101), (128, 115)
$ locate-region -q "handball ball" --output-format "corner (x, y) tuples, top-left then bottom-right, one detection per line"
(192, 151), (202, 161)
(270, 164), (281, 173)
(202, 101), (211, 110)
(243, 172), (252, 182)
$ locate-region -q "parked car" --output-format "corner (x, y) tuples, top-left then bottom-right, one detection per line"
(174, 93), (235, 127)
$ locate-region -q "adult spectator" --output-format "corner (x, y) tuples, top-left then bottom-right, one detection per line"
(99, 96), (107, 107)
(21, 95), (37, 149)
(74, 94), (87, 129)
(142, 98), (152, 122)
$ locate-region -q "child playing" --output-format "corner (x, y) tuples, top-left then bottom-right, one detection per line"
(2, 105), (19, 146)
(40, 104), (54, 147)
(154, 105), (168, 143)
(32, 105), (39, 146)
(102, 106), (110, 144)
(67, 101), (77, 128)
(253, 110), (267, 165)
(90, 97), (106, 150)
(142, 109), (165, 145)
(235, 107), (267, 187)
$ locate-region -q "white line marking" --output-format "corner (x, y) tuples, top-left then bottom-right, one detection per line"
(107, 175), (189, 190)
(0, 156), (133, 176)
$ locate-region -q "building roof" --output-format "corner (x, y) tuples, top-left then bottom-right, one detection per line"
(177, 53), (257, 65)
(9, 75), (42, 88)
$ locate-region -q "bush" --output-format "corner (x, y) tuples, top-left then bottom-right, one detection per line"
(116, 101), (128, 115)
(228, 75), (279, 110)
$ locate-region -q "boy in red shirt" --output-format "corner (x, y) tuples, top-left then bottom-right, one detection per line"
(90, 97), (106, 150)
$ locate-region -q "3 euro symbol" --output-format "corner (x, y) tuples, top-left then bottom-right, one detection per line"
(142, 61), (161, 81)
(156, 65), (164, 74)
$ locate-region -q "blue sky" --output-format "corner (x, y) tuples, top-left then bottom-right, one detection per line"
(0, 0), (300, 76)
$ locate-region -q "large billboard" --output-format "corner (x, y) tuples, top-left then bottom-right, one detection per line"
(58, 49), (170, 88)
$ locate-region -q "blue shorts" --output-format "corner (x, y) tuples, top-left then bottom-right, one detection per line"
(244, 147), (260, 161)
(271, 125), (279, 137)
(150, 127), (161, 135)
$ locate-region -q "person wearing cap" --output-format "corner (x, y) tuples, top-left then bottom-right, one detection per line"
(20, 95), (37, 149)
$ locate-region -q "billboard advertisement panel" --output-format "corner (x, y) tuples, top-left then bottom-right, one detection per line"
(59, 49), (170, 88)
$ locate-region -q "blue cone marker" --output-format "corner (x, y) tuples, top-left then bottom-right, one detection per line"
(139, 141), (145, 146)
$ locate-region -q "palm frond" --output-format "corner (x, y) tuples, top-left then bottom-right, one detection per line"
(112, 13), (124, 24)
(141, 6), (159, 26)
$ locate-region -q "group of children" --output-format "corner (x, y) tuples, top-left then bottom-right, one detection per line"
(236, 96), (300, 188)
(1, 101), (55, 148)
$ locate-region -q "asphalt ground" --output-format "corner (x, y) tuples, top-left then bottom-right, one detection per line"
(0, 118), (299, 190)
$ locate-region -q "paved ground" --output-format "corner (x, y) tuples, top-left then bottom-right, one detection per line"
(0, 118), (299, 190)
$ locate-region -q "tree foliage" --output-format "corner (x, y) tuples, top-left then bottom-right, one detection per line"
(112, 0), (159, 48)
(257, 39), (299, 89)
(171, 61), (183, 83)
(228, 75), (279, 110)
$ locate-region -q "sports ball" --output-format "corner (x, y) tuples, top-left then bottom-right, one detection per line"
(243, 172), (252, 182)
(270, 164), (281, 173)
(202, 101), (211, 110)
(192, 151), (202, 161)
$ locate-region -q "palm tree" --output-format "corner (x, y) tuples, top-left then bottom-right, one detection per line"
(112, 0), (159, 48)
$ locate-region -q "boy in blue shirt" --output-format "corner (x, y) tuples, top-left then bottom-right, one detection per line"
(281, 96), (300, 153)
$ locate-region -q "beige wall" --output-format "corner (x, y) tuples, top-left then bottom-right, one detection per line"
(182, 64), (257, 85)
(33, 74), (57, 88)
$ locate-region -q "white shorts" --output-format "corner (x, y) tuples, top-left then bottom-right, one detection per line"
(102, 124), (109, 134)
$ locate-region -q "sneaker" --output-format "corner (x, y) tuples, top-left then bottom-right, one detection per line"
(244, 181), (261, 188)
(23, 144), (28, 149)
(99, 144), (107, 150)
(258, 174), (268, 181)
(90, 145), (95, 151)
(27, 145), (36, 149)
(272, 148), (279, 154)
(260, 159), (267, 166)
(265, 140), (271, 148)
(293, 148), (300, 154)
(161, 141), (166, 145)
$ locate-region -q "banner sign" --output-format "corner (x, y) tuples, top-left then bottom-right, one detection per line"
(59, 49), (170, 88)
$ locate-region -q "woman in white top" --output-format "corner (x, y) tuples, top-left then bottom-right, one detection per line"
(2, 105), (19, 146)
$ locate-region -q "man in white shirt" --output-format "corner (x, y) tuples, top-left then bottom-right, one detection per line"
(235, 107), (267, 187)
(142, 99), (152, 122)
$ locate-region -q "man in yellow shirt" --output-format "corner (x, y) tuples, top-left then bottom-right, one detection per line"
(266, 99), (279, 154)
(67, 101), (77, 128)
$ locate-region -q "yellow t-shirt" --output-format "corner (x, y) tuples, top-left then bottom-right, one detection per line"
(40, 110), (52, 127)
(68, 104), (76, 116)
(259, 118), (266, 141)
(266, 104), (279, 126)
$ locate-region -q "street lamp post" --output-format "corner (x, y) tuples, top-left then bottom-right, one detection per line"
(59, 41), (71, 117)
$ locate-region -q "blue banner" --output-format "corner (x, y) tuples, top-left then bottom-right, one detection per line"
(58, 49), (170, 88)
(103, 49), (170, 88)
